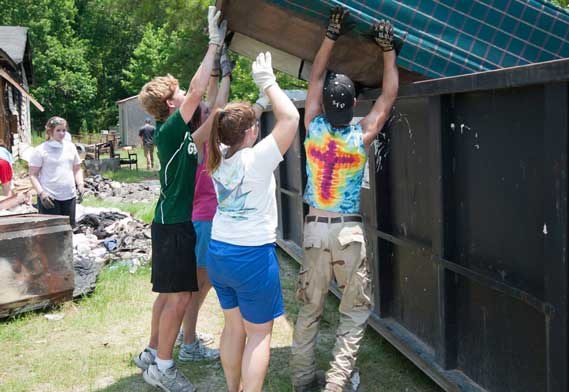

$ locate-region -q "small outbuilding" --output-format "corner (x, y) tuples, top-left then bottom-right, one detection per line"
(117, 95), (154, 147)
(0, 26), (43, 160)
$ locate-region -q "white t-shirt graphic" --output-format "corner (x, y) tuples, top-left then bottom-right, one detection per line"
(211, 134), (283, 246)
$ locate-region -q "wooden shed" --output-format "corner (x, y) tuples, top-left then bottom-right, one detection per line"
(0, 26), (43, 160)
(117, 95), (154, 147)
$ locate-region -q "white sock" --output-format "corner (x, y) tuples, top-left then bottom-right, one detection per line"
(155, 356), (174, 372)
(147, 346), (157, 357)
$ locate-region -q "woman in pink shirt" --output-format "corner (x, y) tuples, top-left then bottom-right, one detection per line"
(177, 46), (232, 361)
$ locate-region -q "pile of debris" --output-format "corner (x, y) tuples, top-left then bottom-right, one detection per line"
(83, 175), (159, 203)
(72, 205), (151, 297)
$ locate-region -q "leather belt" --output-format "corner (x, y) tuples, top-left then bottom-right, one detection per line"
(306, 215), (362, 224)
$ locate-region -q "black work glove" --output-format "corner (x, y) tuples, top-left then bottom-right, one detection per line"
(39, 191), (55, 209)
(373, 19), (394, 52)
(326, 6), (349, 41)
(220, 44), (235, 78)
(76, 184), (85, 204)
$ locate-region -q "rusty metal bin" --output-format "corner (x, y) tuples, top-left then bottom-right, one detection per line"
(264, 59), (569, 392)
(0, 215), (74, 318)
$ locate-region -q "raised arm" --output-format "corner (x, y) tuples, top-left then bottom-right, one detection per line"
(192, 44), (233, 146)
(179, 6), (226, 124)
(204, 75), (219, 111)
(361, 21), (399, 148)
(205, 43), (229, 111)
(206, 47), (221, 110)
(305, 7), (349, 129)
(192, 74), (231, 146)
(252, 52), (299, 155)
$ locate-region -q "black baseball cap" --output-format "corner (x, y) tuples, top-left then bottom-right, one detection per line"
(322, 73), (356, 127)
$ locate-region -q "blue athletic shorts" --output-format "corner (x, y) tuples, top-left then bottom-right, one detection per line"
(192, 220), (212, 268)
(207, 239), (285, 324)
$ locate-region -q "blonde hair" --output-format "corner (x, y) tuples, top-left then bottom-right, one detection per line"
(138, 74), (179, 122)
(44, 116), (68, 141)
(207, 102), (256, 174)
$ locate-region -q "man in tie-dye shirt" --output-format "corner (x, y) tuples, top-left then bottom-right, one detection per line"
(290, 7), (399, 392)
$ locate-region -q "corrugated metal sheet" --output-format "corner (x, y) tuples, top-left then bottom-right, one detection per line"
(220, 0), (426, 87)
(269, 0), (569, 78)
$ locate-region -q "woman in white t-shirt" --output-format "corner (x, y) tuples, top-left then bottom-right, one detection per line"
(29, 116), (84, 227)
(206, 52), (299, 392)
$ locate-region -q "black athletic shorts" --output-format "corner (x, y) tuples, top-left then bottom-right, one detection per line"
(151, 221), (198, 293)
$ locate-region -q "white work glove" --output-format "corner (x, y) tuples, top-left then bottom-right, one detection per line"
(207, 6), (227, 46)
(252, 52), (277, 92)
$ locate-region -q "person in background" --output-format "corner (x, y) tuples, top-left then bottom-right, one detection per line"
(290, 7), (399, 392)
(206, 52), (299, 392)
(176, 44), (234, 363)
(139, 117), (156, 169)
(133, 6), (228, 392)
(29, 116), (85, 227)
(0, 140), (13, 197)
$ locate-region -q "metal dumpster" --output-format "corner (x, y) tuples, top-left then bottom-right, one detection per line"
(261, 58), (569, 392)
(0, 215), (74, 318)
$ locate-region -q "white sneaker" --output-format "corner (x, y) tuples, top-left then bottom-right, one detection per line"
(133, 348), (155, 371)
(178, 339), (220, 362)
(175, 329), (215, 346)
(143, 363), (196, 392)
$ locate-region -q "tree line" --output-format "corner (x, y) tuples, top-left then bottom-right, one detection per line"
(0, 0), (304, 135)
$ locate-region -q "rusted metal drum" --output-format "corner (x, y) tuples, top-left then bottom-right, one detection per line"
(0, 214), (74, 318)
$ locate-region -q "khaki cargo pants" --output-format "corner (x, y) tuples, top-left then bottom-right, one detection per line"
(290, 216), (373, 388)
(143, 144), (154, 169)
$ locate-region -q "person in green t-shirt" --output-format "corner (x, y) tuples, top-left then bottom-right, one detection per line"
(132, 6), (231, 392)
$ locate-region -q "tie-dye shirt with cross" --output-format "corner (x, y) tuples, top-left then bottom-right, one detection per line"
(304, 115), (367, 214)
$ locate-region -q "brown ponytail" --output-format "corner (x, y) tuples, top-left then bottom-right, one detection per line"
(207, 108), (224, 174)
(207, 102), (257, 174)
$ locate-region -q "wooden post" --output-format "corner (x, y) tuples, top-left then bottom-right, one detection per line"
(0, 81), (7, 146)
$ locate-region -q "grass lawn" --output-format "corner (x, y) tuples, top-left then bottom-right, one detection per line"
(0, 247), (441, 392)
(100, 145), (159, 184)
(96, 146), (160, 182)
(2, 162), (442, 391)
(100, 169), (157, 184)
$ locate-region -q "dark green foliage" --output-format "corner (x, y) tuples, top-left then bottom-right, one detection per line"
(0, 0), (97, 132)
(551, 0), (569, 7)
(0, 0), (305, 135)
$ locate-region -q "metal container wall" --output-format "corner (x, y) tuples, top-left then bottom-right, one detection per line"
(265, 59), (569, 392)
(0, 215), (74, 318)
